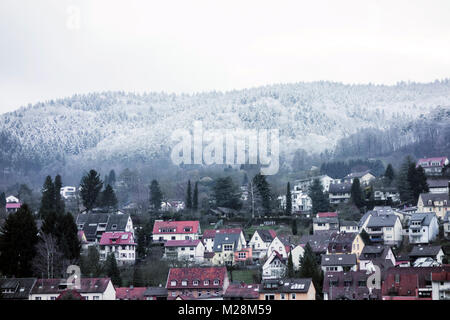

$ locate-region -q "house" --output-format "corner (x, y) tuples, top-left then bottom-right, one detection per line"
(417, 193), (450, 220)
(208, 207), (239, 218)
(321, 254), (358, 272)
(416, 157), (449, 176)
(361, 213), (403, 246)
(248, 229), (277, 260)
(408, 212), (439, 244)
(427, 178), (450, 194)
(5, 195), (21, 214)
(258, 278), (316, 300)
(343, 171), (376, 185)
(223, 283), (260, 300)
(164, 239), (205, 264)
(211, 233), (245, 266)
(0, 278), (36, 300)
(299, 231), (335, 257)
(444, 211), (450, 239)
(329, 183), (352, 204)
(116, 286), (147, 300)
(152, 220), (200, 242)
(290, 245), (305, 271)
(381, 266), (450, 300)
(323, 271), (380, 300)
(373, 187), (400, 203)
(99, 232), (136, 265)
(56, 289), (86, 300)
(30, 278), (116, 300)
(293, 175), (334, 192)
(359, 245), (396, 271)
(313, 217), (339, 234)
(262, 251), (287, 280)
(327, 232), (366, 258)
(60, 186), (77, 200)
(409, 245), (444, 264)
(234, 247), (253, 265)
(278, 187), (312, 213)
(76, 213), (134, 243)
(143, 286), (168, 300)
(202, 228), (245, 252)
(339, 221), (359, 233)
(267, 236), (292, 259)
(161, 200), (185, 212)
(165, 267), (229, 299)
(431, 271), (450, 300)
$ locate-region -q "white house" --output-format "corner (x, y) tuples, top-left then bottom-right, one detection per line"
(290, 245), (305, 271)
(99, 232), (136, 265)
(312, 217), (339, 234)
(320, 254), (358, 273)
(267, 236), (291, 259)
(278, 187), (312, 213)
(5, 195), (19, 203)
(416, 157), (449, 176)
(409, 245), (445, 264)
(343, 171), (376, 185)
(432, 271), (450, 300)
(339, 221), (359, 233)
(444, 212), (450, 239)
(408, 213), (439, 244)
(164, 239), (205, 264)
(30, 278), (116, 300)
(60, 186), (77, 200)
(152, 220), (200, 242)
(262, 251), (287, 280)
(293, 175), (335, 193)
(360, 212), (403, 246)
(248, 229), (277, 260)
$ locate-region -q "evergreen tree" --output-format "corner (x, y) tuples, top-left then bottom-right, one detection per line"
(39, 176), (56, 219)
(299, 242), (322, 297)
(286, 182), (292, 215)
(0, 192), (6, 208)
(397, 156), (415, 204)
(384, 164), (395, 185)
(253, 174), (272, 214)
(291, 218), (298, 235)
(186, 180), (192, 210)
(193, 181), (199, 211)
(212, 177), (242, 210)
(105, 253), (122, 287)
(136, 227), (147, 260)
(54, 175), (65, 215)
(287, 253), (295, 278)
(58, 213), (81, 261)
(108, 170), (116, 186)
(359, 229), (371, 245)
(242, 173), (249, 186)
(41, 210), (59, 236)
(0, 204), (39, 277)
(100, 184), (118, 209)
(80, 170), (103, 211)
(308, 179), (329, 215)
(407, 165), (429, 202)
(350, 178), (365, 209)
(149, 180), (163, 211)
(81, 246), (102, 277)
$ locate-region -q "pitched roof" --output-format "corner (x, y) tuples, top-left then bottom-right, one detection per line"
(0, 278), (36, 300)
(329, 183), (352, 193)
(431, 271), (450, 282)
(313, 217), (339, 224)
(164, 239), (201, 247)
(31, 278), (112, 295)
(328, 233), (358, 254)
(408, 213), (436, 227)
(419, 193), (450, 206)
(116, 287), (147, 300)
(203, 228), (242, 239)
(260, 278), (312, 293)
(99, 232), (136, 246)
(427, 178), (450, 188)
(166, 267), (227, 289)
(321, 254), (357, 266)
(340, 220), (358, 227)
(409, 245), (442, 258)
(213, 233), (241, 252)
(317, 212), (338, 218)
(366, 214), (398, 228)
(416, 157), (448, 168)
(143, 286), (168, 297)
(299, 231), (336, 254)
(153, 220), (200, 234)
(344, 170), (373, 179)
(255, 229), (277, 242)
(323, 271), (380, 300)
(224, 283), (260, 299)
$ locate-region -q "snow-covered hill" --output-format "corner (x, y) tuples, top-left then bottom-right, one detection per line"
(1, 80), (450, 173)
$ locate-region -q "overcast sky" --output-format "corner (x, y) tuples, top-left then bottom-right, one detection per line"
(1, 0), (450, 113)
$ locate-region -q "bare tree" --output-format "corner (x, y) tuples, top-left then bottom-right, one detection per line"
(32, 233), (64, 279)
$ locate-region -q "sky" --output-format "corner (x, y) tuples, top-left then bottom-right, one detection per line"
(1, 0), (450, 113)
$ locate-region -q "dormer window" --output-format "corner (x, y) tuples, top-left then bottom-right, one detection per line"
(111, 224), (117, 230)
(213, 280), (220, 285)
(193, 280), (199, 286)
(181, 280), (187, 286)
(204, 280), (209, 286)
(170, 280), (177, 286)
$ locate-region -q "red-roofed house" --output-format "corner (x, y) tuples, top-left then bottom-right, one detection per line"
(99, 232), (136, 265)
(431, 270), (450, 300)
(116, 286), (147, 300)
(5, 195), (21, 214)
(317, 212), (338, 218)
(202, 228), (245, 252)
(164, 239), (205, 264)
(30, 278), (116, 300)
(224, 283), (260, 300)
(152, 220), (200, 242)
(166, 267), (229, 299)
(416, 157), (449, 176)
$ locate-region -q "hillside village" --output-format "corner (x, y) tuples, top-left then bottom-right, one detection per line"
(0, 156), (450, 300)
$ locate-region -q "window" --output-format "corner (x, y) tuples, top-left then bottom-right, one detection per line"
(238, 252), (246, 259)
(204, 280), (209, 286)
(291, 293), (296, 299)
(224, 244), (233, 251)
(213, 280), (220, 285)
(171, 280), (177, 286)
(182, 280), (187, 286)
(93, 296), (100, 300)
(111, 224), (117, 230)
(264, 294), (275, 300)
(193, 281), (199, 286)
(280, 293), (286, 300)
(35, 297), (41, 300)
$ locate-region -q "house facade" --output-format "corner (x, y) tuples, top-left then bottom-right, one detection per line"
(323, 271), (380, 300)
(259, 278), (316, 300)
(164, 240), (205, 264)
(76, 213), (134, 243)
(99, 232), (136, 265)
(152, 220), (200, 242)
(361, 214), (402, 246)
(202, 228), (245, 253)
(417, 193), (450, 220)
(416, 157), (449, 176)
(211, 233), (245, 266)
(262, 251), (287, 280)
(431, 271), (450, 300)
(267, 236), (291, 259)
(408, 213), (439, 244)
(321, 254), (358, 273)
(248, 229), (277, 260)
(343, 171), (376, 185)
(329, 183), (352, 204)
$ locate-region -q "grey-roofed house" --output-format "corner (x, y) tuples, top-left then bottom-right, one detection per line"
(417, 192), (450, 220)
(323, 271), (380, 300)
(143, 286), (168, 300)
(212, 233), (244, 266)
(0, 278), (37, 300)
(343, 170), (375, 185)
(427, 178), (450, 194)
(339, 220), (359, 233)
(361, 213), (402, 246)
(76, 213), (134, 243)
(321, 254), (358, 272)
(259, 278), (315, 300)
(408, 212), (439, 244)
(359, 245), (396, 271)
(409, 245), (444, 264)
(329, 183), (352, 204)
(299, 231), (335, 257)
(312, 217), (339, 234)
